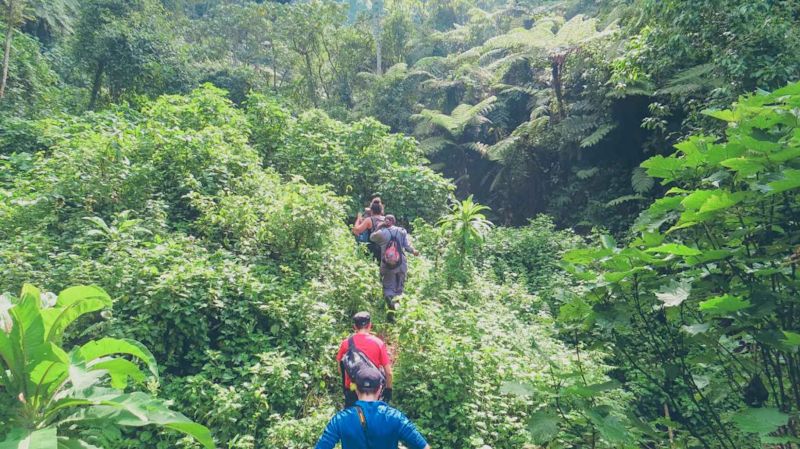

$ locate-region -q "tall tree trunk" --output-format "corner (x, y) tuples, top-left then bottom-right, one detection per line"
(303, 52), (317, 106)
(0, 11), (14, 99)
(89, 61), (105, 110)
(375, 33), (382, 75)
(372, 0), (383, 75)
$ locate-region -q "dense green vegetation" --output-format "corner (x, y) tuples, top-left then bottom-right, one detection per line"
(1, 0), (799, 448)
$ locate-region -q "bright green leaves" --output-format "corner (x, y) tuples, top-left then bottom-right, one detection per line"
(764, 168), (800, 195)
(645, 243), (700, 256)
(73, 338), (158, 380)
(640, 154), (683, 182)
(699, 295), (751, 315)
(0, 426), (57, 449)
(731, 407), (789, 435)
(0, 284), (213, 449)
(42, 286), (111, 344)
(655, 279), (691, 307)
(565, 81), (800, 449)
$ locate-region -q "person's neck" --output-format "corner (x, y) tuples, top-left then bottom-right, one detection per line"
(356, 328), (370, 335)
(356, 392), (381, 402)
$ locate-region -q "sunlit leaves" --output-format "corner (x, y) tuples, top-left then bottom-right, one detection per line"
(645, 243), (700, 256)
(699, 295), (751, 315)
(655, 279), (691, 307)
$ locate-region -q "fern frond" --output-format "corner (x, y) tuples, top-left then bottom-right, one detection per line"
(631, 167), (654, 193)
(655, 63), (721, 96)
(580, 123), (616, 148)
(576, 167), (599, 179)
(606, 194), (646, 207)
(418, 136), (456, 155)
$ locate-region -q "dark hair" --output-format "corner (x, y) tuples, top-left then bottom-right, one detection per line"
(370, 198), (383, 215)
(353, 311), (371, 329)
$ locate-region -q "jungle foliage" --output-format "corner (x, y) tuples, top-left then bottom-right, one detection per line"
(2, 0), (800, 448)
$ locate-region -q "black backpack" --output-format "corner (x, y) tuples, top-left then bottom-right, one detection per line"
(342, 336), (385, 388)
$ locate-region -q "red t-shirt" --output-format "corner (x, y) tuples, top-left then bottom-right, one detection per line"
(337, 333), (390, 389)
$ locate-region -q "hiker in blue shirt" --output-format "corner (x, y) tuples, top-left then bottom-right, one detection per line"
(315, 366), (430, 449)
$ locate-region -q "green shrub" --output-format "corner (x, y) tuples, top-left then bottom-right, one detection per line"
(0, 284), (212, 448)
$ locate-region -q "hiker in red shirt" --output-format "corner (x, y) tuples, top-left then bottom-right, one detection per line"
(337, 311), (393, 408)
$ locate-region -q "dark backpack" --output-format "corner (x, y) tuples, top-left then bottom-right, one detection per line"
(382, 229), (403, 269)
(342, 336), (385, 388)
(356, 216), (384, 244)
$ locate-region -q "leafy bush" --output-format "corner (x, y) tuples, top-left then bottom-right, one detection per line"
(247, 101), (454, 223)
(0, 283), (212, 448)
(564, 81), (800, 448)
(480, 215), (582, 302)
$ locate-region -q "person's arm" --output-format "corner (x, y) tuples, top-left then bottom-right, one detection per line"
(397, 412), (429, 449)
(352, 213), (371, 236)
(384, 363), (393, 389)
(404, 233), (420, 256)
(314, 416), (341, 449)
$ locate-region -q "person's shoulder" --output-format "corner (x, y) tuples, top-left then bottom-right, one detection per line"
(377, 403), (408, 421)
(329, 407), (357, 425)
(365, 333), (386, 345)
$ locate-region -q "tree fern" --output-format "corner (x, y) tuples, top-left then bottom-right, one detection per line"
(656, 63), (721, 96)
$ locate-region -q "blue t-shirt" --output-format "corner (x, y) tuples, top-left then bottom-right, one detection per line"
(315, 401), (428, 449)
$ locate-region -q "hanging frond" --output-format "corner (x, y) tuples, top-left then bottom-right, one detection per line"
(418, 136), (456, 155)
(655, 63), (721, 96)
(559, 114), (600, 141)
(411, 96), (497, 138)
(631, 167), (655, 193)
(580, 123), (616, 148)
(576, 167), (599, 179)
(606, 194), (646, 207)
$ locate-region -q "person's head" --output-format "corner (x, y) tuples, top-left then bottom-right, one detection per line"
(384, 215), (396, 227)
(353, 311), (372, 331)
(370, 197), (383, 215)
(355, 366), (384, 400)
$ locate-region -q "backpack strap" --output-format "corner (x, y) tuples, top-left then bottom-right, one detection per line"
(354, 405), (373, 449)
(347, 335), (356, 355)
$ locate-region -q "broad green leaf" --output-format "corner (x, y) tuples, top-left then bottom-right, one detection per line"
(91, 358), (146, 389)
(73, 338), (158, 379)
(731, 407), (789, 434)
(681, 323), (710, 335)
(699, 295), (750, 314)
(563, 248), (612, 264)
(57, 437), (102, 449)
(720, 157), (765, 176)
(527, 411), (560, 444)
(641, 155), (683, 181)
(702, 109), (736, 122)
(645, 244), (701, 256)
(599, 234), (617, 250)
(63, 392), (214, 448)
(655, 279), (692, 307)
(0, 426), (57, 449)
(586, 409), (629, 443)
(680, 190), (715, 211)
(43, 286), (112, 344)
(765, 169), (800, 195)
(780, 331), (800, 347)
(760, 435), (800, 445)
(698, 191), (743, 214)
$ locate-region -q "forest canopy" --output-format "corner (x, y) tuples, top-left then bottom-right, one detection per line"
(1, 0), (799, 448)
